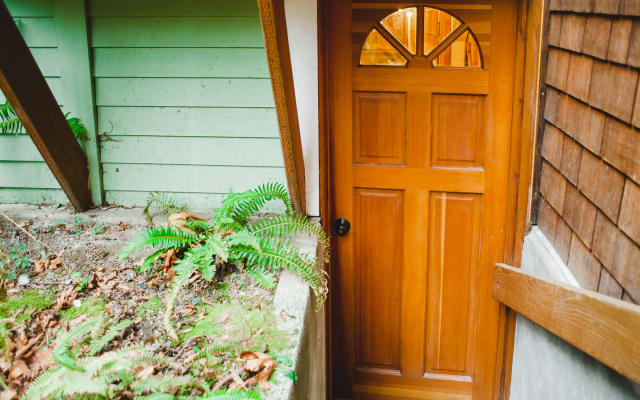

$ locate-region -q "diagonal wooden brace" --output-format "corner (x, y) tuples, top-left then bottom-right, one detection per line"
(0, 1), (91, 211)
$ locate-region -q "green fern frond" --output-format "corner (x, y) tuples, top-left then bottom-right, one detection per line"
(139, 248), (169, 273)
(135, 394), (175, 400)
(143, 192), (188, 224)
(64, 114), (87, 141)
(21, 366), (66, 400)
(225, 230), (261, 253)
(230, 182), (293, 223)
(248, 214), (329, 259)
(247, 266), (277, 289)
(119, 225), (198, 260)
(199, 389), (261, 400)
(163, 272), (191, 342)
(0, 101), (21, 134)
(53, 319), (99, 371)
(133, 374), (198, 394)
(87, 319), (132, 356)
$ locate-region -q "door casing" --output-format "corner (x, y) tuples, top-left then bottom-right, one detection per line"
(316, 0), (545, 398)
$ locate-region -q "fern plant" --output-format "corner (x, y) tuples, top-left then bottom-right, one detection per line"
(22, 317), (201, 400)
(120, 183), (329, 342)
(0, 100), (87, 141)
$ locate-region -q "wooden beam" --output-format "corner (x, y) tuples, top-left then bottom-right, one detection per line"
(492, 263), (640, 384)
(257, 0), (307, 215)
(0, 1), (91, 211)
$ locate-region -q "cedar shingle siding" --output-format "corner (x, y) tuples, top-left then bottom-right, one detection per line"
(538, 0), (640, 304)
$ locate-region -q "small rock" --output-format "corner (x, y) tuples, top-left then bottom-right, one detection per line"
(126, 272), (135, 281)
(191, 296), (202, 305)
(73, 299), (82, 308)
(17, 274), (30, 286)
(135, 283), (148, 290)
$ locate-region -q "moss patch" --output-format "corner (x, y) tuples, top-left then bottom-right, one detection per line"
(136, 296), (163, 316)
(0, 290), (56, 323)
(60, 296), (106, 321)
(183, 304), (291, 354)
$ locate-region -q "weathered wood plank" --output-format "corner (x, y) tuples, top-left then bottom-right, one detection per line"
(5, 0), (54, 18)
(55, 0), (103, 204)
(0, 188), (67, 204)
(258, 0), (306, 214)
(96, 107), (278, 138)
(0, 136), (45, 161)
(100, 137), (284, 166)
(0, 1), (91, 209)
(0, 162), (59, 188)
(91, 17), (264, 48)
(492, 264), (640, 384)
(13, 17), (57, 47)
(93, 48), (268, 78)
(102, 164), (286, 193)
(95, 78), (274, 107)
(89, 0), (259, 17)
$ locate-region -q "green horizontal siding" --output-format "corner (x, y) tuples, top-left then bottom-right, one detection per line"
(101, 137), (284, 166)
(90, 17), (264, 48)
(95, 78), (274, 108)
(91, 0), (285, 210)
(93, 48), (269, 78)
(97, 107), (279, 138)
(0, 0), (66, 205)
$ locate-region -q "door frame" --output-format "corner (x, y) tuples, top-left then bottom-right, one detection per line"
(317, 0), (546, 398)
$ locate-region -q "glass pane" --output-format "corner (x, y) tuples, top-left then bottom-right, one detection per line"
(423, 7), (462, 56)
(380, 7), (417, 54)
(360, 29), (407, 66)
(432, 30), (482, 68)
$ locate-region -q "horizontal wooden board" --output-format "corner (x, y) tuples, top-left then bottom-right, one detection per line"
(14, 17), (56, 47)
(102, 164), (286, 193)
(0, 76), (62, 114)
(32, 47), (60, 77)
(100, 137), (284, 166)
(104, 190), (287, 212)
(93, 48), (268, 78)
(493, 264), (640, 384)
(89, 0), (259, 17)
(0, 162), (60, 189)
(95, 78), (274, 107)
(90, 17), (264, 48)
(96, 107), (279, 137)
(6, 0), (54, 18)
(0, 136), (44, 161)
(0, 188), (67, 204)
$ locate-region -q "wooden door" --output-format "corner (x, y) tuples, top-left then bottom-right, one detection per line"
(327, 1), (517, 399)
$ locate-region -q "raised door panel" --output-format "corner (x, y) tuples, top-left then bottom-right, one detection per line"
(425, 193), (481, 377)
(355, 188), (404, 372)
(431, 94), (486, 168)
(354, 92), (407, 166)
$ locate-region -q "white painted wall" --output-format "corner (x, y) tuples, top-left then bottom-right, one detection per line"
(284, 0), (320, 216)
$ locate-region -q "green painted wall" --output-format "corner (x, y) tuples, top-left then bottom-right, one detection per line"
(89, 0), (284, 208)
(0, 0), (286, 209)
(0, 0), (67, 205)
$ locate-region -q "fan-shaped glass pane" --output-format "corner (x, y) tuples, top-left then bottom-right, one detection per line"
(432, 30), (482, 68)
(380, 7), (417, 54)
(423, 7), (462, 56)
(360, 29), (407, 66)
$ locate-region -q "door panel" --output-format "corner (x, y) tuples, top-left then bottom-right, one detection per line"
(328, 1), (517, 399)
(425, 193), (481, 377)
(354, 189), (404, 372)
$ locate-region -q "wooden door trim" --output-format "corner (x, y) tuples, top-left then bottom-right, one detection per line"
(317, 1), (545, 398)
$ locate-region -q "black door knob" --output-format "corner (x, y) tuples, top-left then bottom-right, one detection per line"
(335, 218), (351, 236)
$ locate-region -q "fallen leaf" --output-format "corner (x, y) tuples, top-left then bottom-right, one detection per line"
(238, 351), (277, 390)
(167, 212), (208, 228)
(136, 365), (155, 379)
(0, 388), (17, 400)
(8, 359), (28, 380)
(55, 286), (78, 310)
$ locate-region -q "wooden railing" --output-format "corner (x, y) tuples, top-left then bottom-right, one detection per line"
(492, 264), (640, 383)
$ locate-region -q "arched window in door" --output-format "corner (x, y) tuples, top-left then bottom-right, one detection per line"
(360, 6), (483, 68)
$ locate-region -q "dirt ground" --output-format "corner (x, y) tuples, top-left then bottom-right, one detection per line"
(0, 204), (290, 399)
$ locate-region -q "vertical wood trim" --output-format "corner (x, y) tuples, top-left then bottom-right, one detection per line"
(257, 0), (307, 214)
(54, 0), (103, 205)
(0, 1), (91, 211)
(499, 0), (547, 398)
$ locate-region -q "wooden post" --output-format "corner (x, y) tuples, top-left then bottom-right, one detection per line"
(0, 0), (91, 211)
(257, 0), (307, 215)
(54, 0), (103, 205)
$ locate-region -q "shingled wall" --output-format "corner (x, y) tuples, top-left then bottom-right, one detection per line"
(537, 0), (640, 304)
